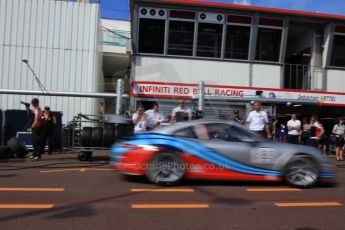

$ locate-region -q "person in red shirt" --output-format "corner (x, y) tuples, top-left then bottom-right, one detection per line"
(29, 98), (44, 160)
(309, 115), (325, 150)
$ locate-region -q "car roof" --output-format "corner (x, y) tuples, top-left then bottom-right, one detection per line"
(150, 119), (237, 135)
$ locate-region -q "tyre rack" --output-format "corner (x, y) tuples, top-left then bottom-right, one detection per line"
(63, 114), (132, 158)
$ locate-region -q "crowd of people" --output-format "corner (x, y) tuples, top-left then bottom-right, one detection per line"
(23, 98), (56, 160)
(132, 100), (345, 161)
(132, 99), (191, 134)
(243, 102), (344, 161)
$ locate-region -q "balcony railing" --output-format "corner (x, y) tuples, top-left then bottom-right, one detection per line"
(284, 64), (324, 90)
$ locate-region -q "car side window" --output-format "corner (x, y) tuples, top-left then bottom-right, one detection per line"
(227, 126), (255, 142)
(173, 127), (197, 138)
(205, 123), (254, 142)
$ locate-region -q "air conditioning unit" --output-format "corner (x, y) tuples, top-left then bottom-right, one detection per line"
(139, 7), (167, 19)
(198, 12), (225, 23)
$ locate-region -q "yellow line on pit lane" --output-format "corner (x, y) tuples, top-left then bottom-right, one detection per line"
(0, 188), (64, 192)
(132, 204), (209, 209)
(0, 204), (54, 209)
(275, 202), (342, 207)
(247, 188), (302, 192)
(131, 188), (195, 192)
(40, 168), (113, 173)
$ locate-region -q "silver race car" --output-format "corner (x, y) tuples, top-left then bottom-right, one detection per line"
(111, 120), (335, 187)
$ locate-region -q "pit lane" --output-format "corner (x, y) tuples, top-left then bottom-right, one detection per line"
(0, 151), (344, 230)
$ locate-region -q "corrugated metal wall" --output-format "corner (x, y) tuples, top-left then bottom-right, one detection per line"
(0, 0), (103, 124)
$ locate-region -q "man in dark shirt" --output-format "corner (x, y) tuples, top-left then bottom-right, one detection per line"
(42, 106), (57, 154)
(232, 110), (244, 125)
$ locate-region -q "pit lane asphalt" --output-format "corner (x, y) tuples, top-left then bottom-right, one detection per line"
(0, 152), (344, 230)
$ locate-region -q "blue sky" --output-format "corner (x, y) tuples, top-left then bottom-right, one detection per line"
(100, 0), (345, 20)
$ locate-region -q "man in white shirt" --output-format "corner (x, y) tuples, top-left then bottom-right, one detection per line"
(246, 102), (271, 139)
(170, 99), (192, 123)
(287, 114), (301, 144)
(145, 102), (165, 130)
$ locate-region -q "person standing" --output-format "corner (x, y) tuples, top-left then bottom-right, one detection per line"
(132, 104), (148, 134)
(300, 118), (311, 145)
(145, 102), (165, 130)
(309, 115), (325, 148)
(265, 110), (278, 140)
(232, 110), (244, 125)
(287, 114), (301, 144)
(29, 98), (44, 160)
(41, 106), (57, 154)
(246, 102), (271, 139)
(277, 123), (287, 143)
(170, 99), (192, 123)
(332, 118), (344, 161)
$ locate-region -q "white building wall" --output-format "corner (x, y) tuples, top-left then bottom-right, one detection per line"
(326, 70), (345, 93)
(252, 64), (281, 88)
(0, 0), (103, 124)
(134, 56), (250, 86)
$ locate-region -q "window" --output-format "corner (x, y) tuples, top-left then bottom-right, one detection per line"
(225, 25), (251, 60)
(173, 127), (196, 138)
(330, 35), (345, 67)
(255, 28), (282, 62)
(205, 123), (256, 142)
(197, 23), (223, 58)
(168, 21), (195, 56)
(138, 18), (165, 54)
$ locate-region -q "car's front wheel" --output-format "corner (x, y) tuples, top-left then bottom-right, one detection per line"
(284, 156), (319, 188)
(146, 152), (185, 186)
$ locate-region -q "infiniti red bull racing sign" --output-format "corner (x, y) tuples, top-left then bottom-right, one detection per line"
(132, 81), (345, 106)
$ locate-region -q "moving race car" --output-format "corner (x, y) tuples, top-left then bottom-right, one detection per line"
(110, 120), (335, 187)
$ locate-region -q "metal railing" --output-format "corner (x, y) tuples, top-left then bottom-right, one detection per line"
(284, 64), (326, 90)
(284, 64), (312, 90)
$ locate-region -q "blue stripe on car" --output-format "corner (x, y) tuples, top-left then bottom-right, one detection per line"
(115, 134), (283, 177)
(319, 172), (336, 178)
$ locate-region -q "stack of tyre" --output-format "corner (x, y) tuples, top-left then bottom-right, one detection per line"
(80, 124), (133, 148)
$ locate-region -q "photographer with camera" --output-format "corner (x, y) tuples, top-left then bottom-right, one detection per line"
(21, 101), (34, 131)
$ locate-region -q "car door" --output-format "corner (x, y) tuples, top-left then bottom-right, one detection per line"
(198, 123), (278, 170)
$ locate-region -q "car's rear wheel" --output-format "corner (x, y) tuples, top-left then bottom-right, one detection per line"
(284, 156), (319, 188)
(146, 152), (185, 186)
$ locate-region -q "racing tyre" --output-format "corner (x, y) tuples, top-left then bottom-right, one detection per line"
(91, 127), (103, 147)
(102, 125), (115, 147)
(284, 156), (319, 188)
(146, 152), (185, 186)
(6, 137), (28, 158)
(80, 127), (92, 147)
(114, 124), (133, 140)
(114, 124), (126, 140)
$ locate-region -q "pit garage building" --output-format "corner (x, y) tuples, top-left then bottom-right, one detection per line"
(130, 0), (345, 130)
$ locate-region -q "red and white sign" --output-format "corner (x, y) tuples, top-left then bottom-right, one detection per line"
(131, 81), (345, 107)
